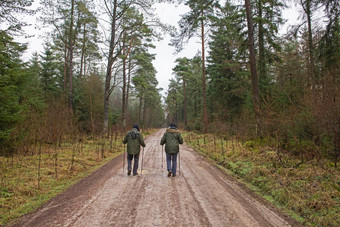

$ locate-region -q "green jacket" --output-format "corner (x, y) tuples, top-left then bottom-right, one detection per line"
(123, 128), (146, 155)
(160, 128), (183, 153)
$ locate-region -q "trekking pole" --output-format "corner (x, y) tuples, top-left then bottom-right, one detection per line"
(123, 144), (126, 173)
(178, 151), (181, 175)
(141, 147), (144, 175)
(161, 145), (163, 168)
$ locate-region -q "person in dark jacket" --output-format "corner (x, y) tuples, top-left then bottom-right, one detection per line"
(160, 123), (183, 177)
(123, 124), (146, 176)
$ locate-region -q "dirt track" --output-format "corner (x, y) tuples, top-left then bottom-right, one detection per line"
(11, 129), (294, 227)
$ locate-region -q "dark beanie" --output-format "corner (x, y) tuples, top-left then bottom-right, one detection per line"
(133, 124), (140, 131)
(169, 123), (177, 129)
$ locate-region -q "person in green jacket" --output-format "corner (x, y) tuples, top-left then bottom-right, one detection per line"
(160, 123), (183, 177)
(123, 124), (146, 176)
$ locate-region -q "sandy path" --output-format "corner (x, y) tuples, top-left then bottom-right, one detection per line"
(11, 129), (293, 227)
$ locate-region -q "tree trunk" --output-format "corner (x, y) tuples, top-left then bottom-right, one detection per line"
(80, 23), (86, 78)
(143, 97), (147, 128)
(138, 92), (143, 125)
(194, 95), (197, 118)
(201, 10), (208, 133)
(183, 73), (187, 127)
(245, 0), (260, 122)
(103, 0), (118, 134)
(122, 34), (127, 128)
(122, 35), (134, 129)
(90, 91), (94, 135)
(63, 43), (68, 94)
(125, 55), (132, 126)
(258, 0), (266, 89)
(68, 0), (75, 111)
(305, 0), (315, 81)
(175, 97), (178, 124)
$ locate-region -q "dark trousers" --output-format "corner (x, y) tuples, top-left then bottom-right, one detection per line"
(127, 154), (139, 174)
(166, 153), (178, 174)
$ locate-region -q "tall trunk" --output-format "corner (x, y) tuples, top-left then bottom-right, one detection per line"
(90, 92), (94, 134)
(305, 0), (315, 81)
(68, 0), (75, 111)
(125, 55), (132, 126)
(176, 98), (178, 124)
(103, 0), (118, 134)
(150, 112), (154, 128)
(245, 0), (260, 122)
(122, 36), (134, 128)
(258, 0), (266, 90)
(183, 73), (187, 127)
(84, 55), (86, 77)
(194, 95), (197, 118)
(143, 96), (146, 129)
(122, 34), (127, 128)
(63, 43), (68, 94)
(201, 10), (208, 133)
(80, 23), (86, 78)
(138, 92), (143, 125)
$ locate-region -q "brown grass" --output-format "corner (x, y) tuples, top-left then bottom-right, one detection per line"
(0, 134), (125, 225)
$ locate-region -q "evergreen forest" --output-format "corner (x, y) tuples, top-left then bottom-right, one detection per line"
(0, 0), (339, 226)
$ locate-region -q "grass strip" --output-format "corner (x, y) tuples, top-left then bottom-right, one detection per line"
(183, 132), (340, 227)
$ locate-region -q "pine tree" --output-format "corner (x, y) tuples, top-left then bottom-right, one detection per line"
(0, 31), (26, 151)
(245, 0), (260, 124)
(167, 54), (204, 130)
(165, 78), (183, 125)
(77, 0), (102, 78)
(0, 0), (34, 31)
(0, 31), (43, 153)
(318, 0), (340, 69)
(171, 0), (218, 133)
(207, 1), (248, 121)
(120, 6), (155, 128)
(41, 0), (93, 110)
(40, 45), (63, 96)
(173, 57), (191, 127)
(132, 50), (157, 127)
(254, 0), (285, 94)
(292, 0), (320, 81)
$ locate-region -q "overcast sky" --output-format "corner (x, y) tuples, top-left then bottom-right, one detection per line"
(18, 1), (300, 99)
(150, 2), (201, 97)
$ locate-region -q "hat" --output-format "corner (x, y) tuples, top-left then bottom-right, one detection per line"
(133, 124), (140, 131)
(169, 123), (177, 129)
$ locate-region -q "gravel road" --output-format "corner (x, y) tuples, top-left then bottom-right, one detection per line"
(11, 129), (294, 227)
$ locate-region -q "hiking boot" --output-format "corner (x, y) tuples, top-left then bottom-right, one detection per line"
(133, 172), (138, 176)
(172, 173), (176, 177)
(167, 171), (172, 177)
(127, 170), (131, 176)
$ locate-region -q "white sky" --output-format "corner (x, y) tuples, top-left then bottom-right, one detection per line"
(150, 3), (201, 96)
(18, 1), (300, 98)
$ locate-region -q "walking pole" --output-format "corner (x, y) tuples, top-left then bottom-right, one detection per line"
(141, 147), (144, 175)
(123, 144), (126, 173)
(161, 145), (163, 168)
(178, 151), (180, 175)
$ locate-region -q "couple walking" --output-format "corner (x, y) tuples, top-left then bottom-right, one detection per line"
(123, 124), (183, 177)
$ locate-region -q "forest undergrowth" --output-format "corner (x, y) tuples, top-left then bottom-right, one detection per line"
(0, 131), (140, 225)
(183, 132), (340, 227)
